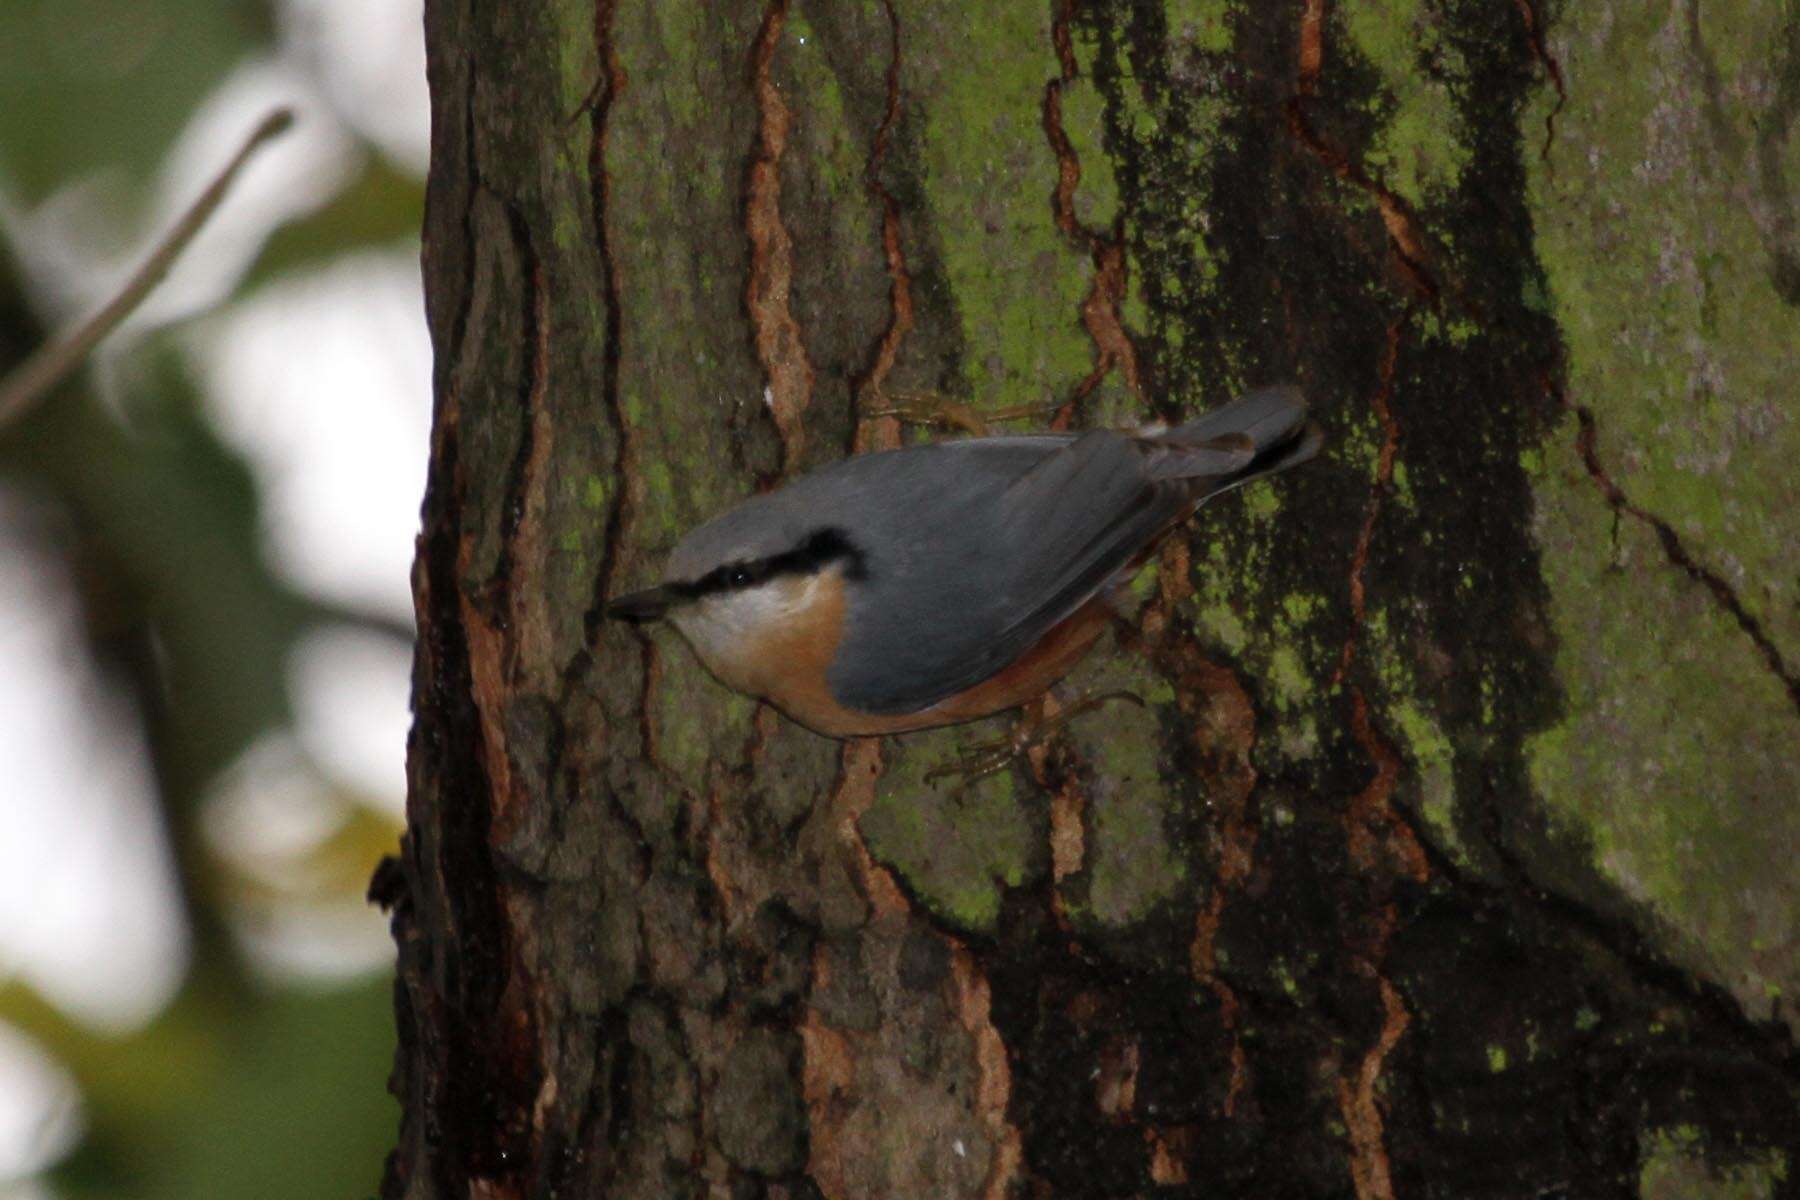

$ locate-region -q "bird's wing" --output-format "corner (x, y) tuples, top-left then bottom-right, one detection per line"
(826, 431), (1211, 715)
(824, 389), (1315, 717)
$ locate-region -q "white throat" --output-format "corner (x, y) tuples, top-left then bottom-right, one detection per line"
(669, 572), (828, 692)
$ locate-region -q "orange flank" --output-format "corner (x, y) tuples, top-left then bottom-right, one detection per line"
(731, 570), (1115, 737)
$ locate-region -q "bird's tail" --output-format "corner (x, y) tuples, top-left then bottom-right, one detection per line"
(1149, 384), (1323, 494)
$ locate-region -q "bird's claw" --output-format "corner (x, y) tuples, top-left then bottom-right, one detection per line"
(922, 690), (1146, 788)
(863, 389), (1068, 438)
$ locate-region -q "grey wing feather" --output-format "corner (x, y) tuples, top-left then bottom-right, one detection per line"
(1164, 384), (1306, 447)
(829, 432), (1191, 714)
(826, 387), (1317, 715)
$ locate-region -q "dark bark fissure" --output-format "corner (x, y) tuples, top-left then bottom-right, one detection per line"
(583, 0), (629, 642)
(843, 0), (913, 454)
(801, 0), (973, 434)
(1571, 402), (1800, 716)
(386, 8), (550, 1197)
(390, 410), (537, 1197)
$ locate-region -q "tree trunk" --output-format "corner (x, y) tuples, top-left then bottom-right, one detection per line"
(381, 0), (1800, 1197)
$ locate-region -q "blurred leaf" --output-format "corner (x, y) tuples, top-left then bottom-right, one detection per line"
(0, 0), (272, 202)
(0, 341), (307, 984)
(220, 787), (405, 903)
(5, 974), (396, 1200)
(243, 155), (425, 287)
(40, 349), (297, 759)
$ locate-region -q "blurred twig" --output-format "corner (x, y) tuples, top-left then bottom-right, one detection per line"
(296, 594), (417, 646)
(0, 108), (294, 432)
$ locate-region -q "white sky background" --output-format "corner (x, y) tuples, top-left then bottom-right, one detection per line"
(194, 248), (432, 620)
(0, 0), (430, 1184)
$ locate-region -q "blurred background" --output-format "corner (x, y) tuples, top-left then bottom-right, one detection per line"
(0, 0), (429, 1195)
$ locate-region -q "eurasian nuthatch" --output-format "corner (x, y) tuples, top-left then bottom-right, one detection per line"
(606, 387), (1321, 737)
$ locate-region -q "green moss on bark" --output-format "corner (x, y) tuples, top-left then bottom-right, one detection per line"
(1524, 0), (1800, 1031)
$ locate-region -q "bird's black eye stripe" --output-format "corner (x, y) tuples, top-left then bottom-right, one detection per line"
(676, 527), (868, 599)
(769, 527), (867, 580)
(796, 527), (869, 579)
(689, 561), (758, 594)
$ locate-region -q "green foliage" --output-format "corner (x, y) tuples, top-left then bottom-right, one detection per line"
(6, 978), (396, 1200)
(245, 157), (428, 286)
(0, 0), (265, 201)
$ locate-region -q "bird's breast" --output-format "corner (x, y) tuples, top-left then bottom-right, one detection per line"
(675, 568), (1113, 738)
(673, 570), (857, 724)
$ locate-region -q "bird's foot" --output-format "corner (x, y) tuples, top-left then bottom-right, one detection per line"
(862, 389), (1067, 437)
(924, 690), (1146, 787)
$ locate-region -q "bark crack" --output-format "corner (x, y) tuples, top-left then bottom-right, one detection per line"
(799, 965), (858, 1198)
(393, 41), (543, 1179)
(1129, 538), (1262, 1119)
(802, 741), (1044, 1200)
(1510, 0), (1567, 163)
(491, 203), (548, 600)
(1335, 972), (1411, 1200)
(1286, 0), (1441, 302)
(746, 0), (816, 475)
(1027, 692), (1101, 938)
(582, 0), (633, 645)
(413, 33), (566, 1186)
(851, 0), (913, 457)
(1569, 397), (1800, 718)
(829, 738), (909, 919)
(949, 943), (1025, 1200)
(1180, 653), (1258, 1119)
(463, 205), (551, 836)
(1329, 318), (1428, 1198)
(1332, 318), (1432, 884)
(1332, 319), (1403, 693)
(442, 60), (481, 379)
(1044, 0), (1143, 416)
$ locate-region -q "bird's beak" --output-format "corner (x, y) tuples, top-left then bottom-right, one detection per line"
(605, 584), (680, 622)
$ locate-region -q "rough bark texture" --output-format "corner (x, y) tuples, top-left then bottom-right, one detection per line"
(383, 0), (1800, 1197)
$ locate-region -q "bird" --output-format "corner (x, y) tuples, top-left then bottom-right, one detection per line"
(606, 386), (1321, 738)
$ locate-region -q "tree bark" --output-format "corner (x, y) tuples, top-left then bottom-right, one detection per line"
(382, 1), (1800, 1197)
